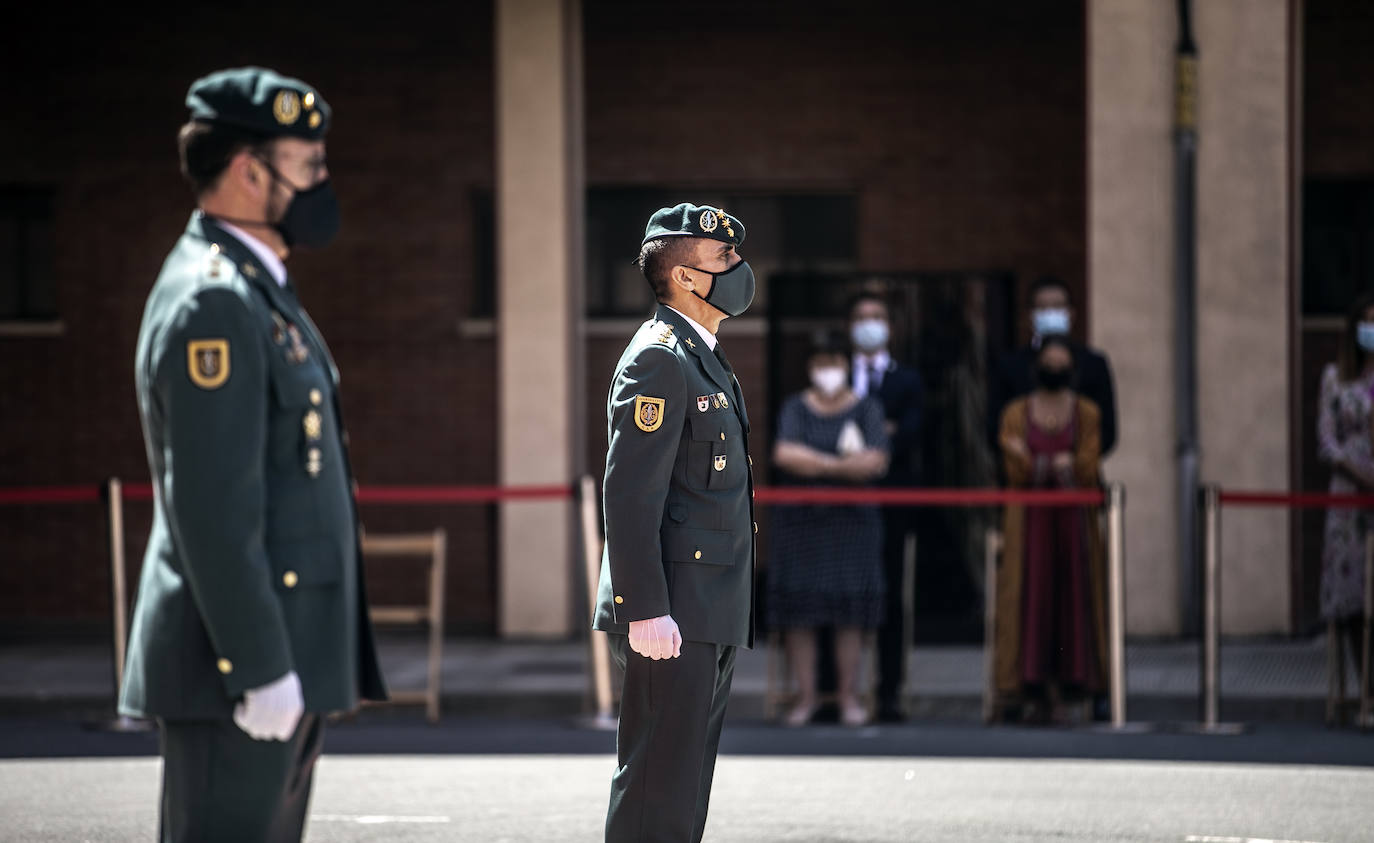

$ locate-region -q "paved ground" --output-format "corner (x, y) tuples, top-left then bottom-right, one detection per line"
(2, 716), (1373, 842)
(3, 750), (1370, 842)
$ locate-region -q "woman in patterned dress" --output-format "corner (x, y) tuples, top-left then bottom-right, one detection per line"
(1316, 291), (1374, 708)
(768, 334), (890, 727)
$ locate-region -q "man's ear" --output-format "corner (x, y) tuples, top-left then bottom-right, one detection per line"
(671, 265), (697, 293)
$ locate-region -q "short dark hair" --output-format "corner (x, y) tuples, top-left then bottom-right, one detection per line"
(637, 237), (696, 302)
(809, 328), (851, 363)
(847, 289), (890, 321)
(1339, 290), (1374, 382)
(1029, 275), (1073, 306)
(177, 120), (272, 197)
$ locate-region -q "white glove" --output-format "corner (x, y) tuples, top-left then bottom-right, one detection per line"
(233, 671), (304, 741)
(628, 615), (682, 661)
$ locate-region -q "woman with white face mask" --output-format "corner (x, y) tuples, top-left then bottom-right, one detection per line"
(768, 333), (890, 727)
(1316, 292), (1374, 726)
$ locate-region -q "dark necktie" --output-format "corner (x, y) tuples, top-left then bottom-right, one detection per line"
(869, 361), (883, 395)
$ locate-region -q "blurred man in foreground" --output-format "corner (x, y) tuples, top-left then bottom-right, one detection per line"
(119, 67), (385, 842)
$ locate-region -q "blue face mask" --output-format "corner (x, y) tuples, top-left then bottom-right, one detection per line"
(1032, 307), (1071, 337)
(1358, 322), (1374, 352)
(851, 319), (889, 352)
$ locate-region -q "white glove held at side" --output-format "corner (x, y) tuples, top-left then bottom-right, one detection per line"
(233, 670), (304, 741)
(628, 615), (682, 661)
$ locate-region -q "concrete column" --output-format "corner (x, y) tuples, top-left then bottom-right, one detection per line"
(1194, 0), (1292, 635)
(495, 0), (583, 637)
(1090, 0), (1294, 635)
(1089, 0), (1180, 635)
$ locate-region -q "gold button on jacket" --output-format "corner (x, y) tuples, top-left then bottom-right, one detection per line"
(282, 570), (299, 588)
(216, 658), (233, 675)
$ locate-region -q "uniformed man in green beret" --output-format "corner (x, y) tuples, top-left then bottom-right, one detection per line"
(118, 66), (386, 842)
(593, 203), (758, 842)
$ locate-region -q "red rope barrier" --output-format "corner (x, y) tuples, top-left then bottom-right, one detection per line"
(1218, 491), (1374, 508)
(755, 487), (1105, 506)
(0, 487), (102, 505)
(355, 485), (573, 504)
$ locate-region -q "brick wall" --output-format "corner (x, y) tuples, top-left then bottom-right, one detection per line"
(2, 1), (1087, 636)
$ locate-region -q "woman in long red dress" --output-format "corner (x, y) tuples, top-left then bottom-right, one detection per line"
(993, 334), (1107, 723)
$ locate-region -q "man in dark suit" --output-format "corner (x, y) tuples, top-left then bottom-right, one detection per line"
(848, 290), (924, 723)
(988, 276), (1118, 458)
(119, 67), (386, 843)
(592, 203), (756, 843)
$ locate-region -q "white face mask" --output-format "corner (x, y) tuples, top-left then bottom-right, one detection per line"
(851, 319), (889, 351)
(1032, 307), (1071, 337)
(1359, 322), (1374, 352)
(810, 366), (848, 396)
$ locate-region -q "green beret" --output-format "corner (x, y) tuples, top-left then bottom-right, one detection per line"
(186, 66), (330, 140)
(642, 202), (745, 248)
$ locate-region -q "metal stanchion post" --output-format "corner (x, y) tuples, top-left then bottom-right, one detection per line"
(88, 477), (152, 732)
(982, 528), (1001, 724)
(1361, 531), (1373, 727)
(1188, 484), (1243, 734)
(577, 475), (616, 730)
(1107, 484), (1127, 728)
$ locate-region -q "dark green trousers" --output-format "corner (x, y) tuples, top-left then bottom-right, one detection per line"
(605, 633), (736, 843)
(158, 714), (324, 843)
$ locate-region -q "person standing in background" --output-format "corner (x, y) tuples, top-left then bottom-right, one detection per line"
(1315, 291), (1374, 722)
(848, 291), (924, 722)
(988, 276), (1117, 459)
(993, 335), (1106, 724)
(769, 333), (890, 727)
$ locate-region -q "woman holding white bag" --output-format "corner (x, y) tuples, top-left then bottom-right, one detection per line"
(768, 332), (890, 727)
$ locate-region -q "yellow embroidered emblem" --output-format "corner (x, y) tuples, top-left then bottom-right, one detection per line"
(699, 209), (718, 232)
(273, 90), (301, 125)
(634, 396), (665, 432)
(187, 339), (230, 390)
(717, 208), (734, 238)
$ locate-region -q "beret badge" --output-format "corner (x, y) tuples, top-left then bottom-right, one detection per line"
(273, 90), (302, 125)
(699, 209), (718, 233)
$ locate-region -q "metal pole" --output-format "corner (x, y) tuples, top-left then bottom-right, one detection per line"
(1361, 531), (1373, 726)
(107, 477), (129, 695)
(1106, 484), (1127, 728)
(1201, 484), (1220, 727)
(982, 528), (1001, 724)
(1175, 0), (1202, 637)
(578, 475), (615, 728)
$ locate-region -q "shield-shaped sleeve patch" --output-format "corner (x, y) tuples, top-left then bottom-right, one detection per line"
(187, 339), (230, 390)
(633, 396), (665, 432)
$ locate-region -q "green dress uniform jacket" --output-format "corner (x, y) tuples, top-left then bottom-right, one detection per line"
(119, 211), (386, 720)
(593, 304), (756, 649)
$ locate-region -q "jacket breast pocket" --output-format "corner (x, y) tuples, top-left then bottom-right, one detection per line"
(687, 412), (745, 491)
(661, 525), (734, 566)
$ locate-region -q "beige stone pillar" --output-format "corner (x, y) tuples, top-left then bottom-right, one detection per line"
(1089, 0), (1180, 635)
(1090, 0), (1294, 635)
(495, 0), (583, 637)
(1194, 0), (1292, 635)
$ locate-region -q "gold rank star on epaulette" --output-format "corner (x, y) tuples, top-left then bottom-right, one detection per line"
(657, 323), (675, 344)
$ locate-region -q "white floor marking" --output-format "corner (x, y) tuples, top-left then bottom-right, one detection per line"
(312, 814), (452, 824)
(1184, 836), (1328, 843)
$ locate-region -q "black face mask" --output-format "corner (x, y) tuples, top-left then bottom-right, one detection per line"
(1037, 366), (1072, 392)
(684, 259), (756, 317)
(259, 158), (341, 248)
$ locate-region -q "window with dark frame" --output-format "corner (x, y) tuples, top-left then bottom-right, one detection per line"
(0, 186), (58, 322)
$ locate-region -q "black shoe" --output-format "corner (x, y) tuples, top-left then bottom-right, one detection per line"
(875, 702), (907, 723)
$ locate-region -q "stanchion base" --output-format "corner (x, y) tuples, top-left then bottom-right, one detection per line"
(573, 712), (619, 732)
(1174, 721), (1248, 735)
(1082, 721), (1158, 734)
(82, 714), (155, 733)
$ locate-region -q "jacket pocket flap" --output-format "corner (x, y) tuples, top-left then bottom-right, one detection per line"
(661, 526), (733, 566)
(266, 537), (342, 587)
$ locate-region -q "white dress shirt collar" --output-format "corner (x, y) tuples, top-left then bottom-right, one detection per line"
(216, 220), (288, 288)
(666, 306), (718, 351)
